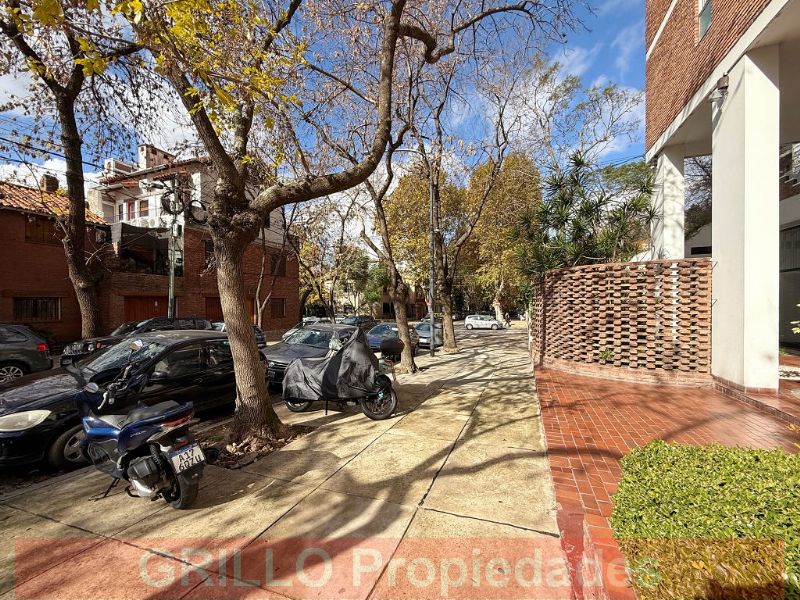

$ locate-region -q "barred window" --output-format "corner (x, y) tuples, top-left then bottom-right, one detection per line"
(271, 254), (286, 277)
(13, 297), (61, 322)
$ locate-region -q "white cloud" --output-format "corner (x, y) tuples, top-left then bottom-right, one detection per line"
(611, 20), (645, 75)
(554, 43), (603, 78)
(0, 158), (101, 195)
(0, 73), (34, 115)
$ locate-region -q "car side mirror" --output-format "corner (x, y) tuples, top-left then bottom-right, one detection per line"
(149, 370), (169, 382)
(83, 382), (99, 394)
(329, 338), (344, 352)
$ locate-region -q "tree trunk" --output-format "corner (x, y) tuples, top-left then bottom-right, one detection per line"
(386, 270), (416, 372)
(299, 286), (312, 318)
(58, 96), (101, 338)
(215, 236), (285, 441)
(433, 235), (458, 352)
(493, 277), (506, 322)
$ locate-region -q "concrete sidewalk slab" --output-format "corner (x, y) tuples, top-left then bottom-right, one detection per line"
(320, 433), (452, 506)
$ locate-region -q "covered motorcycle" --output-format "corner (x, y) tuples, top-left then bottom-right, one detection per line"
(282, 328), (397, 420)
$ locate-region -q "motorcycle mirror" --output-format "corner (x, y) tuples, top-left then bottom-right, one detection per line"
(83, 382), (100, 393)
(328, 337), (344, 352)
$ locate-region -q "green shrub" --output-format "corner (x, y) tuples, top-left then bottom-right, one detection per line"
(610, 441), (800, 599)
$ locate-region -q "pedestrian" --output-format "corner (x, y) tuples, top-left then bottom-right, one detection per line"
(504, 312), (511, 327)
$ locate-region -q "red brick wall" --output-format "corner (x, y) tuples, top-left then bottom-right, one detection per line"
(100, 227), (299, 339)
(0, 210), (103, 343)
(646, 0), (771, 150)
(530, 258), (712, 385)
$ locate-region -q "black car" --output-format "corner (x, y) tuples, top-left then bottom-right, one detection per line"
(0, 324), (53, 383)
(341, 315), (377, 331)
(262, 324), (356, 386)
(60, 316), (213, 367)
(211, 322), (267, 348)
(0, 330), (237, 469)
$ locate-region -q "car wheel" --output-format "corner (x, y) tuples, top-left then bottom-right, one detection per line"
(466, 324), (473, 330)
(491, 324), (498, 330)
(0, 361), (28, 383)
(47, 424), (88, 470)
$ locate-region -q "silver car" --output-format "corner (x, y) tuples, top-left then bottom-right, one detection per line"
(464, 315), (504, 330)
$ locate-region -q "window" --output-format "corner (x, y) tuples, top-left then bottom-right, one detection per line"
(13, 297), (61, 322)
(127, 201), (135, 220)
(25, 217), (60, 244)
(207, 340), (233, 366)
(118, 203), (124, 222)
(780, 226), (800, 272)
(153, 343), (205, 378)
(699, 0), (712, 38)
(270, 254), (286, 277)
(204, 240), (215, 267)
(139, 199), (149, 217)
(0, 327), (28, 343)
(690, 246), (712, 256)
(271, 298), (286, 319)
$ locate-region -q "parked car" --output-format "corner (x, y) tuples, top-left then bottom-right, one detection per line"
(281, 322), (305, 341)
(451, 312), (465, 321)
(0, 324), (53, 383)
(464, 314), (505, 330)
(342, 315), (378, 331)
(334, 314), (347, 324)
(59, 316), (213, 367)
(262, 324), (356, 386)
(302, 316), (332, 325)
(366, 323), (419, 354)
(0, 331), (237, 469)
(415, 322), (444, 348)
(211, 322), (266, 348)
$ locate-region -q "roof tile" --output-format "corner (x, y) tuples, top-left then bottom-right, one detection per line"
(0, 180), (106, 225)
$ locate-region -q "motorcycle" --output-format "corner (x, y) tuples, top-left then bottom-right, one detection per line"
(78, 340), (205, 509)
(282, 329), (398, 420)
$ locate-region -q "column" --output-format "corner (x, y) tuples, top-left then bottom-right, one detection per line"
(711, 45), (780, 390)
(652, 146), (685, 259)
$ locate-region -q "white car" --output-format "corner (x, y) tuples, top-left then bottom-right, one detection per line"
(464, 315), (504, 330)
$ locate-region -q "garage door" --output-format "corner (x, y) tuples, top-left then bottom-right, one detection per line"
(124, 296), (169, 322)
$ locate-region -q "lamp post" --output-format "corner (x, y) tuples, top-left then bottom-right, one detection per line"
(143, 178), (180, 318)
(428, 176), (436, 358)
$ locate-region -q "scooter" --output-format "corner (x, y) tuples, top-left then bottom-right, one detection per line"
(282, 330), (398, 420)
(78, 341), (205, 509)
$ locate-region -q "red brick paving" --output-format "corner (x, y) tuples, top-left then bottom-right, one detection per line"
(536, 368), (798, 600)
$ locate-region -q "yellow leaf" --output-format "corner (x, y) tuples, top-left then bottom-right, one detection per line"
(32, 0), (63, 25)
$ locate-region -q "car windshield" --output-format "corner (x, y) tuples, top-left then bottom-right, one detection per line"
(211, 322), (225, 331)
(77, 340), (166, 374)
(370, 324), (396, 336)
(342, 317), (359, 325)
(284, 328), (333, 349)
(110, 320), (145, 336)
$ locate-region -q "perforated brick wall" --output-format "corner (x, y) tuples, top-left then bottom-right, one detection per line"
(531, 258), (712, 385)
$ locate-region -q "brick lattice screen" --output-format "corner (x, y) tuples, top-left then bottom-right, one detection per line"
(531, 258), (712, 385)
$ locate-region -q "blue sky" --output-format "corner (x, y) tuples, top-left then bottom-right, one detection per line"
(559, 0), (646, 162)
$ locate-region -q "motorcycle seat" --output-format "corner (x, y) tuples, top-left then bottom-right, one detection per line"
(99, 401), (183, 430)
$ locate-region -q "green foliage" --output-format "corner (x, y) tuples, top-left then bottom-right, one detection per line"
(363, 262), (389, 305)
(514, 153), (655, 276)
(611, 441), (800, 599)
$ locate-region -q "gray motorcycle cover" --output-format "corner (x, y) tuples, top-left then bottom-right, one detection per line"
(282, 328), (380, 401)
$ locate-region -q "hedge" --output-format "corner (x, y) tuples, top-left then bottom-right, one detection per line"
(610, 441), (800, 600)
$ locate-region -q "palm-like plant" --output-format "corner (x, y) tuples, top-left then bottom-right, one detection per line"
(515, 153), (655, 276)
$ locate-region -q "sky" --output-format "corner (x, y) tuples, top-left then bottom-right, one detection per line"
(0, 0), (647, 187)
(561, 0), (647, 164)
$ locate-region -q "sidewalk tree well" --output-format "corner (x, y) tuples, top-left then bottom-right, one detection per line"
(0, 0), (163, 337)
(116, 0), (580, 442)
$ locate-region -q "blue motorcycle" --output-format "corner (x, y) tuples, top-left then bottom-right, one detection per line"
(79, 341), (205, 509)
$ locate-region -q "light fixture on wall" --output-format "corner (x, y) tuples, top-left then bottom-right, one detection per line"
(710, 73), (729, 104)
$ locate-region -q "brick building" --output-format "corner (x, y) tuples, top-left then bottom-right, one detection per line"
(0, 177), (107, 342)
(0, 147), (300, 343)
(646, 0), (800, 392)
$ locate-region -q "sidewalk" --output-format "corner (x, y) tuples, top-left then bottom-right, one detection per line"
(1, 327), (573, 600)
(536, 367), (799, 600)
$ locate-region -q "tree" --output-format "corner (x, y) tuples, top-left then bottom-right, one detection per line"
(117, 0), (580, 442)
(685, 155), (712, 239)
(0, 0), (156, 338)
(469, 152), (541, 319)
(514, 153), (655, 277)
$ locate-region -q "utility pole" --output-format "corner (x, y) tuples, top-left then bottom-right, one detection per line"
(167, 184), (177, 319)
(428, 176), (436, 358)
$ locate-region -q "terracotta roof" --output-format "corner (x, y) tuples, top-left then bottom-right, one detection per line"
(0, 180), (106, 225)
(100, 156), (210, 184)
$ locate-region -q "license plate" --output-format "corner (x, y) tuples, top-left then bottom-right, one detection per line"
(169, 444), (205, 473)
(268, 369), (277, 379)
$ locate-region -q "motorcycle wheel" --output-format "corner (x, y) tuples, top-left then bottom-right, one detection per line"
(285, 398), (313, 412)
(360, 388), (397, 421)
(165, 473), (199, 509)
